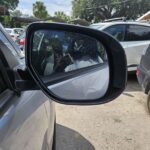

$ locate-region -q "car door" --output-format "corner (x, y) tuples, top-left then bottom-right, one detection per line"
(125, 24), (150, 71)
(0, 29), (55, 150)
(102, 24), (129, 60)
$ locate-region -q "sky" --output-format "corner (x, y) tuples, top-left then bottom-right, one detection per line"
(17, 0), (72, 16)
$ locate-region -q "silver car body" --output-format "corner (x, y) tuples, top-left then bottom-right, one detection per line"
(0, 90), (55, 150)
(0, 23), (55, 150)
(91, 22), (150, 71)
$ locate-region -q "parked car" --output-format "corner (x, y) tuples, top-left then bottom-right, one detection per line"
(0, 22), (127, 150)
(5, 28), (24, 41)
(17, 32), (25, 51)
(90, 22), (150, 72)
(137, 44), (150, 112)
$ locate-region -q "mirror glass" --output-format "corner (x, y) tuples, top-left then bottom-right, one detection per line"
(31, 30), (109, 100)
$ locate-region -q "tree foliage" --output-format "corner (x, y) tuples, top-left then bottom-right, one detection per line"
(72, 0), (150, 22)
(33, 1), (49, 19)
(10, 10), (22, 17)
(0, 0), (19, 10)
(54, 11), (71, 22)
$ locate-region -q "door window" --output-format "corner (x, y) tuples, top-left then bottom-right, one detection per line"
(126, 25), (150, 41)
(0, 31), (18, 57)
(103, 25), (126, 41)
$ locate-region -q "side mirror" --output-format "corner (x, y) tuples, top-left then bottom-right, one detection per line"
(25, 23), (127, 105)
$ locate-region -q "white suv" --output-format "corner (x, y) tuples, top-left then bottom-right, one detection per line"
(90, 22), (150, 72)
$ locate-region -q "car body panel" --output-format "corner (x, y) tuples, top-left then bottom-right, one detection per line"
(137, 45), (150, 94)
(0, 90), (55, 150)
(0, 23), (55, 150)
(125, 41), (150, 70)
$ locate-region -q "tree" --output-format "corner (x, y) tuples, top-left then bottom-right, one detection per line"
(0, 0), (19, 10)
(72, 0), (150, 22)
(33, 1), (49, 19)
(72, 0), (89, 20)
(54, 11), (71, 22)
(10, 10), (22, 17)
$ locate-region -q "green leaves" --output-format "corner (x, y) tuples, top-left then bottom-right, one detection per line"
(72, 0), (150, 22)
(54, 11), (71, 22)
(0, 0), (19, 10)
(33, 1), (49, 19)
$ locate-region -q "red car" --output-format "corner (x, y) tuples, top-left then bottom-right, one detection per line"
(17, 32), (25, 50)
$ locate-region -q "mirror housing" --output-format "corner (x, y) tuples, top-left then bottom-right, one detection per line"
(25, 23), (127, 105)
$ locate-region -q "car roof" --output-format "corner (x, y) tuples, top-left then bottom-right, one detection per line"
(92, 21), (150, 25)
(13, 28), (24, 30)
(91, 21), (150, 28)
(5, 28), (13, 31)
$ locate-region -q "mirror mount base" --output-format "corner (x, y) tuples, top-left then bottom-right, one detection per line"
(16, 69), (39, 91)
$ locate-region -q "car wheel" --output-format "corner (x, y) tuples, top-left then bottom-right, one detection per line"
(147, 91), (150, 114)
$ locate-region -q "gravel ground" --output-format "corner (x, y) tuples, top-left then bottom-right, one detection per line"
(56, 75), (150, 150)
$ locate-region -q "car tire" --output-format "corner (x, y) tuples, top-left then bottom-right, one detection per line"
(147, 91), (150, 114)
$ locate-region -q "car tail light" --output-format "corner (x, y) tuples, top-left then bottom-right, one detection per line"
(19, 38), (25, 45)
(136, 68), (140, 76)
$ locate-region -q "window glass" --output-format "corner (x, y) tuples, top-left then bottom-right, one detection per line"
(32, 30), (108, 76)
(126, 25), (150, 41)
(103, 25), (126, 41)
(14, 29), (24, 35)
(0, 31), (18, 56)
(14, 29), (19, 34)
(19, 32), (25, 39)
(6, 29), (12, 34)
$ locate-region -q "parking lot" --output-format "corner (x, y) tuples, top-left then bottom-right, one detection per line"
(56, 75), (150, 150)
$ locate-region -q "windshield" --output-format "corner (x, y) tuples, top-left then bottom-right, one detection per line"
(19, 32), (25, 39)
(14, 29), (24, 35)
(6, 29), (12, 34)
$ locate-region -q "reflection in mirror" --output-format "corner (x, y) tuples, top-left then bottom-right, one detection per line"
(31, 30), (109, 100)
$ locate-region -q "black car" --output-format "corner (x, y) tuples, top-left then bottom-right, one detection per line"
(137, 45), (150, 112)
